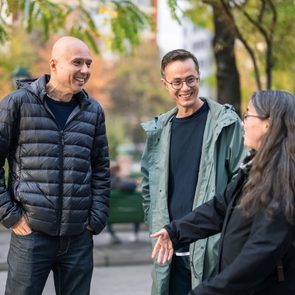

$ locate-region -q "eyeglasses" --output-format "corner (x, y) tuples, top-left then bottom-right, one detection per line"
(242, 112), (267, 121)
(164, 76), (199, 90)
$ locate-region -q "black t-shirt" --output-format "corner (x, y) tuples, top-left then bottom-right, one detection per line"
(168, 101), (209, 222)
(45, 95), (78, 129)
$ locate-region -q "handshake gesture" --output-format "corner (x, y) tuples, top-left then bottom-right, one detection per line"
(150, 229), (174, 264)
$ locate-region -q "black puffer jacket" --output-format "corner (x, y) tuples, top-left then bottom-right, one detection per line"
(0, 75), (110, 236)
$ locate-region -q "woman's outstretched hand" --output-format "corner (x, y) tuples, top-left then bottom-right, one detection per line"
(150, 229), (174, 264)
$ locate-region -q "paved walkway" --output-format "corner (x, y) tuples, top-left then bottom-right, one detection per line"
(0, 224), (153, 271)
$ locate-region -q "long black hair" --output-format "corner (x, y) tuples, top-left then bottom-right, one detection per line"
(240, 90), (295, 224)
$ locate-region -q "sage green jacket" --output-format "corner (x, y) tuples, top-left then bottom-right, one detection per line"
(141, 98), (247, 295)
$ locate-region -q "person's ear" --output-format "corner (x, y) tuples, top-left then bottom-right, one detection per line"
(264, 118), (271, 130)
(49, 59), (57, 72)
(161, 78), (168, 90)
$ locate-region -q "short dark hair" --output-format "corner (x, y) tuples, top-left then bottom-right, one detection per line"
(161, 49), (200, 77)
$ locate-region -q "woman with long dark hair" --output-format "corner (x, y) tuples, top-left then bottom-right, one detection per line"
(151, 90), (295, 295)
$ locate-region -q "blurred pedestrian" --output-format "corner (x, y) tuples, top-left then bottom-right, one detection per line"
(0, 36), (110, 295)
(141, 49), (247, 294)
(151, 90), (295, 295)
(11, 66), (31, 89)
(107, 163), (141, 243)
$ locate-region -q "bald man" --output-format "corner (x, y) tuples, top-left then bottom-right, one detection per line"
(0, 36), (110, 295)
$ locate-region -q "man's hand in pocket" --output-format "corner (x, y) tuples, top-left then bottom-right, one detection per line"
(11, 216), (32, 235)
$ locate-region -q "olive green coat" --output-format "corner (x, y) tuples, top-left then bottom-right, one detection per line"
(141, 98), (247, 295)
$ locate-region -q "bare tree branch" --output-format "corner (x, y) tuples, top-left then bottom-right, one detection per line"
(220, 0), (262, 89)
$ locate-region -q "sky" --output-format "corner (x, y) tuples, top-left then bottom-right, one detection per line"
(157, 1), (186, 56)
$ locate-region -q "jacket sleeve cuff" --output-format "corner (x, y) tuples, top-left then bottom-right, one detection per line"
(164, 224), (181, 251)
(88, 217), (106, 235)
(1, 206), (22, 229)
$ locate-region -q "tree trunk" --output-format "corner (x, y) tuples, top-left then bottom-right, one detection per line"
(212, 5), (241, 115)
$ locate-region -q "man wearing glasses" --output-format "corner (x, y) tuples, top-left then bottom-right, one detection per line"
(141, 49), (247, 295)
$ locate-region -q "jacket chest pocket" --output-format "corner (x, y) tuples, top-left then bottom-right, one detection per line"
(147, 131), (161, 148)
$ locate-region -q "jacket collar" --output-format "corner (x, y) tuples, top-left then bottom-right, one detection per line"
(240, 150), (255, 174)
(142, 97), (239, 132)
(17, 74), (91, 107)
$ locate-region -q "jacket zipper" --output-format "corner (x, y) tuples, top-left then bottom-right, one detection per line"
(57, 130), (64, 235)
(42, 100), (82, 235)
(55, 109), (82, 235)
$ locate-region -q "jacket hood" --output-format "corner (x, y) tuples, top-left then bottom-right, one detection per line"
(16, 74), (91, 105)
(141, 97), (240, 132)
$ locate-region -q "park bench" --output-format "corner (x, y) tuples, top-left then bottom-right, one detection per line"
(107, 189), (144, 224)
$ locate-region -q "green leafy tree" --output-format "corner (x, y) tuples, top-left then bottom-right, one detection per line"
(0, 0), (150, 53)
(106, 116), (126, 160)
(106, 42), (174, 145)
(211, 0), (295, 91)
(0, 27), (41, 96)
(168, 0), (295, 112)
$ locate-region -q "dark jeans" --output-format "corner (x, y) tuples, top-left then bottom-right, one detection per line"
(5, 230), (93, 295)
(169, 255), (192, 295)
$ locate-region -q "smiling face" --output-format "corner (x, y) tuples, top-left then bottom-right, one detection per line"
(162, 58), (202, 117)
(242, 101), (270, 150)
(49, 37), (92, 99)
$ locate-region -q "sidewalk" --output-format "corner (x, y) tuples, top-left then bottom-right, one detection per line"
(0, 224), (153, 271)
